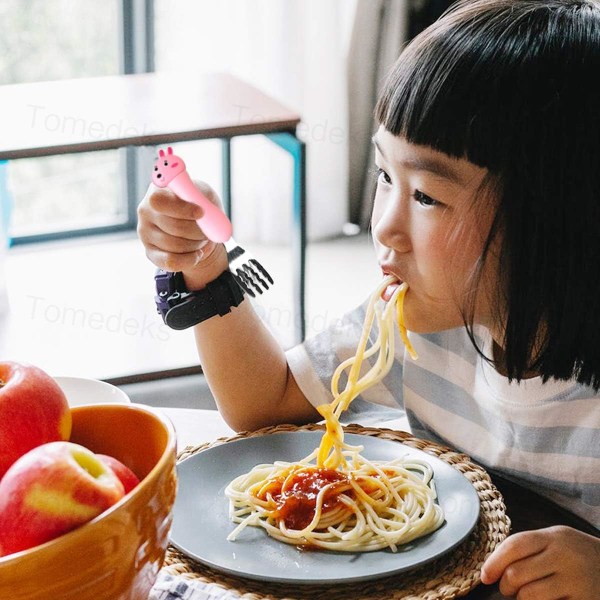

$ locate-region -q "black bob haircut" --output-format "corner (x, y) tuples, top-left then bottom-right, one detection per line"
(375, 0), (600, 389)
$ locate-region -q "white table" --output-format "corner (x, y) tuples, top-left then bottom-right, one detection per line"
(160, 407), (236, 451)
(158, 407), (411, 452)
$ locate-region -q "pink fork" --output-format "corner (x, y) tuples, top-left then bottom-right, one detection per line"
(151, 147), (273, 296)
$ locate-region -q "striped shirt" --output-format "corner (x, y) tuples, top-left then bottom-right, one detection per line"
(286, 300), (600, 529)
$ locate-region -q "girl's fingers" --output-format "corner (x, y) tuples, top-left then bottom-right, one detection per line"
(512, 574), (559, 600)
(146, 187), (205, 220)
(483, 527), (600, 600)
(138, 182), (225, 273)
(153, 212), (206, 241)
(495, 550), (556, 597)
(145, 224), (206, 255)
(143, 180), (223, 221)
(481, 531), (550, 584)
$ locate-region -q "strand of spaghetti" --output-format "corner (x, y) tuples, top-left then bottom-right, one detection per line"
(331, 308), (383, 408)
(336, 305), (396, 414)
(396, 283), (418, 360)
(327, 283), (383, 413)
(330, 338), (381, 399)
(318, 278), (404, 468)
(330, 276), (397, 398)
(335, 312), (388, 414)
(342, 277), (392, 386)
(332, 278), (404, 414)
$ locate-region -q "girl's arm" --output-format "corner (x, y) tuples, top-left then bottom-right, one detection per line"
(191, 286), (320, 431)
(137, 181), (320, 431)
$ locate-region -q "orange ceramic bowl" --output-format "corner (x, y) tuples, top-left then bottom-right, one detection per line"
(0, 403), (177, 600)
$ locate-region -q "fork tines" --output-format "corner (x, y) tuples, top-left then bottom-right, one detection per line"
(226, 243), (273, 297)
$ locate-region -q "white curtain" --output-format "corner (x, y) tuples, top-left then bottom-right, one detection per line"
(155, 0), (357, 243)
(347, 0), (409, 229)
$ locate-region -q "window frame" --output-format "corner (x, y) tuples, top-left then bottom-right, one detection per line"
(9, 0), (155, 246)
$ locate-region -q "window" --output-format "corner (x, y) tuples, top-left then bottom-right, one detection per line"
(0, 0), (130, 243)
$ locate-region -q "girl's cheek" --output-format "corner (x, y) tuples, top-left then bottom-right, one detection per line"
(371, 194), (385, 227)
(371, 197), (389, 248)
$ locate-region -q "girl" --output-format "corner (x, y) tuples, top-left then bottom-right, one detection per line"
(138, 0), (600, 597)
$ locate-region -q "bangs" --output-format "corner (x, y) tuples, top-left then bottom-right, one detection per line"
(375, 0), (591, 173)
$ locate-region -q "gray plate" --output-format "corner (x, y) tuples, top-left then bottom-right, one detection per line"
(170, 431), (480, 585)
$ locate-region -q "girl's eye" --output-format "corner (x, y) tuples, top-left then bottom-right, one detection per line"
(376, 167), (392, 185)
(413, 190), (439, 207)
(374, 167), (442, 207)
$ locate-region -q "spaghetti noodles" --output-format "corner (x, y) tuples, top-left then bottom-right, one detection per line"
(225, 277), (444, 552)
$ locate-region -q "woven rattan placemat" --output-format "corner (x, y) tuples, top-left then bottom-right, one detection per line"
(162, 423), (511, 600)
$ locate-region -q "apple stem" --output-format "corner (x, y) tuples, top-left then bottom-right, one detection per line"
(0, 379), (5, 388)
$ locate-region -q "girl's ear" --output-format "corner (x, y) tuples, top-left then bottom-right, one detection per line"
(158, 149), (165, 158)
(167, 146), (173, 155)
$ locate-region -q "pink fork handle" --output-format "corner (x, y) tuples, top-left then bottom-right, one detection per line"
(168, 172), (233, 243)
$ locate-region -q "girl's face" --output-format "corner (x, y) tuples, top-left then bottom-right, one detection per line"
(372, 127), (497, 334)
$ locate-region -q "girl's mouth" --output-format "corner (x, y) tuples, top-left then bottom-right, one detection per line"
(380, 266), (405, 302)
(382, 281), (401, 302)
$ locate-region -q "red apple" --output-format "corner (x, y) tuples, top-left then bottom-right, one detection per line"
(0, 441), (125, 556)
(97, 454), (140, 494)
(0, 361), (71, 479)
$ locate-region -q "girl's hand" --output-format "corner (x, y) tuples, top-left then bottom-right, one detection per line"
(137, 181), (229, 288)
(481, 525), (600, 599)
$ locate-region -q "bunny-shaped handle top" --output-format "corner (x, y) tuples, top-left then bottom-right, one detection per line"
(152, 146), (233, 243)
(152, 146), (187, 187)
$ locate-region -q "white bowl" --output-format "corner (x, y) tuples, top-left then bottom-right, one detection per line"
(53, 376), (130, 407)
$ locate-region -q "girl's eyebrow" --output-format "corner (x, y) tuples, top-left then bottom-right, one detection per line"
(371, 136), (466, 186)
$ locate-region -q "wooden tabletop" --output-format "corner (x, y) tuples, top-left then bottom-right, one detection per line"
(0, 71), (301, 160)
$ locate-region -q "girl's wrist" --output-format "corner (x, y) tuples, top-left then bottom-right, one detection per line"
(182, 244), (229, 291)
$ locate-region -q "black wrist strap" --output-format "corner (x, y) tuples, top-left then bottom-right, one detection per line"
(155, 269), (245, 330)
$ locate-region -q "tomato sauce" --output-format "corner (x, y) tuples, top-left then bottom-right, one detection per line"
(253, 466), (399, 531)
(255, 467), (351, 530)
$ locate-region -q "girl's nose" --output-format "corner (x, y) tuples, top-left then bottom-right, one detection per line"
(372, 201), (412, 253)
